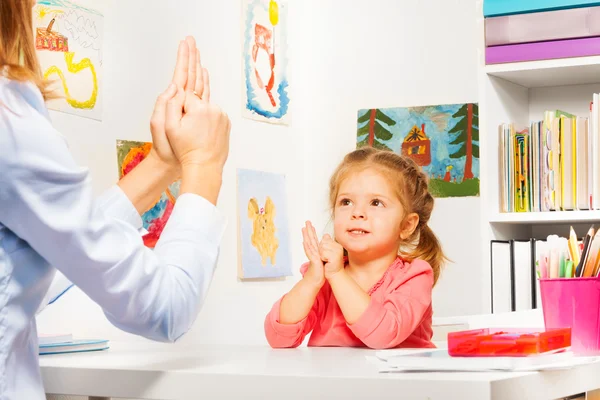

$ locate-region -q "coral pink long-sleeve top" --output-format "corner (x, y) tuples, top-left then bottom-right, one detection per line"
(264, 257), (436, 350)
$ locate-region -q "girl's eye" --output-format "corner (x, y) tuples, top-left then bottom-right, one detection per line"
(371, 199), (383, 207)
(339, 198), (352, 206)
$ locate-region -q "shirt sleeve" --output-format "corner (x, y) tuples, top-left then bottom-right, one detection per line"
(36, 185), (147, 315)
(95, 185), (144, 230)
(0, 80), (226, 342)
(347, 261), (434, 349)
(264, 263), (323, 348)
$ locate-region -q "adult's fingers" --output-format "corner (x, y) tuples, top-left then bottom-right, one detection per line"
(150, 83), (177, 131)
(172, 41), (189, 89)
(165, 87), (185, 134)
(201, 68), (210, 103)
(194, 49), (204, 100)
(184, 36), (197, 95)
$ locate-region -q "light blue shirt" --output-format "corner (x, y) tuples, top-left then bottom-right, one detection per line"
(0, 77), (227, 400)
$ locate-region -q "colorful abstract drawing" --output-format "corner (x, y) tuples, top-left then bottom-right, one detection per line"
(242, 0), (290, 125)
(237, 169), (292, 279)
(357, 104), (480, 198)
(116, 140), (180, 248)
(34, 0), (103, 120)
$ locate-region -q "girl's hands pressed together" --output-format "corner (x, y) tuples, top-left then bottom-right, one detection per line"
(319, 234), (345, 279)
(302, 221), (325, 289)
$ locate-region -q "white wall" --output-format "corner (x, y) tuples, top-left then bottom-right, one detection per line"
(37, 0), (484, 349)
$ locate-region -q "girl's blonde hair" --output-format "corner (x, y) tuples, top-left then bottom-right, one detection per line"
(329, 147), (448, 285)
(0, 0), (53, 99)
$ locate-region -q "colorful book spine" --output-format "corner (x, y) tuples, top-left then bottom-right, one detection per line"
(485, 6), (600, 46)
(486, 36), (600, 64)
(483, 0), (600, 17)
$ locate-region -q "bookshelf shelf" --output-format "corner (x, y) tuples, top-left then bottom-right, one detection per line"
(488, 211), (600, 224)
(485, 56), (600, 88)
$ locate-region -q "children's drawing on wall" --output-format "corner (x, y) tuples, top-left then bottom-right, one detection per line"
(34, 0), (104, 120)
(357, 103), (480, 198)
(242, 0), (290, 125)
(237, 169), (292, 279)
(116, 140), (181, 248)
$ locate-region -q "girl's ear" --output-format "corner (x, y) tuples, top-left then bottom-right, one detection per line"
(399, 212), (419, 240)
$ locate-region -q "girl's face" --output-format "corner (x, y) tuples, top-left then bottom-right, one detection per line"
(333, 167), (418, 260)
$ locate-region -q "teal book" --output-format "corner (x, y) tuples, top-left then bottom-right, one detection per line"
(39, 339), (109, 355)
(484, 0), (600, 17)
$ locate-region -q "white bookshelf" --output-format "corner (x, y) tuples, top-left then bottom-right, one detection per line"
(484, 56), (600, 88)
(477, 9), (600, 312)
(488, 211), (600, 224)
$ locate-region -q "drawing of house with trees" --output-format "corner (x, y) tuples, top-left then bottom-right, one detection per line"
(357, 103), (479, 198)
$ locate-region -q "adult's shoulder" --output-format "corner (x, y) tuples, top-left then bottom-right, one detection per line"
(0, 75), (49, 119)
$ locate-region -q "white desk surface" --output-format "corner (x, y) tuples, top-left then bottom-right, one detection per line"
(40, 341), (600, 400)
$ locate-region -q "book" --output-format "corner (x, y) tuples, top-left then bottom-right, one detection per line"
(513, 240), (534, 311)
(560, 116), (576, 210)
(39, 339), (109, 355)
(483, 0), (600, 18)
(38, 333), (73, 345)
(486, 36), (600, 64)
(485, 6), (600, 46)
(491, 240), (513, 313)
(588, 93), (600, 210)
(576, 116), (590, 210)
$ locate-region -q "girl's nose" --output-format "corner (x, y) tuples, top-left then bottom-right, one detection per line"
(351, 207), (366, 220)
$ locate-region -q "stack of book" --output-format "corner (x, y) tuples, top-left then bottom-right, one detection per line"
(484, 0), (600, 64)
(490, 226), (600, 315)
(491, 239), (543, 314)
(38, 333), (109, 355)
(499, 99), (600, 213)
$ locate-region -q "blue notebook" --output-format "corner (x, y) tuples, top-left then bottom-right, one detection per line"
(39, 339), (109, 355)
(483, 0), (600, 17)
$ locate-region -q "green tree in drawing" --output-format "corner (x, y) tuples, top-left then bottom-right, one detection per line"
(448, 103), (479, 180)
(357, 109), (394, 151)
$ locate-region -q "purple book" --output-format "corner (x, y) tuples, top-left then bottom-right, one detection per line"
(485, 6), (600, 47)
(486, 36), (600, 64)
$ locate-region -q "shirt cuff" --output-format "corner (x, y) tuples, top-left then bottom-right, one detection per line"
(267, 297), (308, 337)
(161, 193), (227, 246)
(96, 185), (143, 230)
(348, 298), (384, 338)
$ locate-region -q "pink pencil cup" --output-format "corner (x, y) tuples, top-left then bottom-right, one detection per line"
(539, 277), (600, 355)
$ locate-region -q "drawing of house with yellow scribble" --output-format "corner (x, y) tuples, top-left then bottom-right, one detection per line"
(401, 123), (431, 166)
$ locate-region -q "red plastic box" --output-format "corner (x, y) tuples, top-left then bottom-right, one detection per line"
(447, 328), (571, 357)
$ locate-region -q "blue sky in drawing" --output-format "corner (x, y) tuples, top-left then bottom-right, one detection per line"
(36, 0), (102, 16)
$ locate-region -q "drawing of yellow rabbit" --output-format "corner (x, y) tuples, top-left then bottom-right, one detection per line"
(248, 196), (279, 266)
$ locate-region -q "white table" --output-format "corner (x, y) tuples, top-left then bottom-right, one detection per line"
(40, 341), (600, 400)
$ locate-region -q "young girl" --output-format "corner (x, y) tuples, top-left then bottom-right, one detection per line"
(264, 147), (446, 349)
